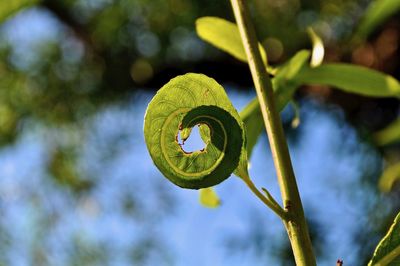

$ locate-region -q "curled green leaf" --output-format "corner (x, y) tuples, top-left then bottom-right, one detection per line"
(144, 73), (246, 189)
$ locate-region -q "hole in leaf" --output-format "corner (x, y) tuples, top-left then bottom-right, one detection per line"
(178, 125), (206, 153)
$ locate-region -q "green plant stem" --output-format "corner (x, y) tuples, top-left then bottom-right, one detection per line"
(230, 0), (316, 265)
(241, 175), (287, 220)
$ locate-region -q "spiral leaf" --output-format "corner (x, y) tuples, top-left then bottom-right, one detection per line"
(144, 73), (246, 189)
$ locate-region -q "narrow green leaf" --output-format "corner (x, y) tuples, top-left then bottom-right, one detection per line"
(0, 0), (39, 23)
(144, 73), (247, 189)
(356, 0), (400, 39)
(369, 211), (400, 266)
(378, 162), (400, 192)
(295, 64), (400, 98)
(374, 118), (400, 146)
(199, 187), (221, 208)
(196, 16), (267, 65)
(240, 50), (311, 158)
(307, 27), (324, 68)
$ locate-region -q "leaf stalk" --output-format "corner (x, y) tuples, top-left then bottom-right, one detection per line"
(241, 176), (287, 220)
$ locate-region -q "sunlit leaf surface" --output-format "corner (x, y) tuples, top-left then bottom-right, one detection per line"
(307, 27), (324, 68)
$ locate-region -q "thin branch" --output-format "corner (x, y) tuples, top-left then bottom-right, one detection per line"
(229, 0), (316, 265)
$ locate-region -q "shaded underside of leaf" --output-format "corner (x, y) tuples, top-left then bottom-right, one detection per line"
(369, 211), (400, 266)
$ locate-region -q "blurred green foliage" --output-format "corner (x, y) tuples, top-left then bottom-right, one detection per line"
(355, 0), (400, 41)
(0, 0), (38, 22)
